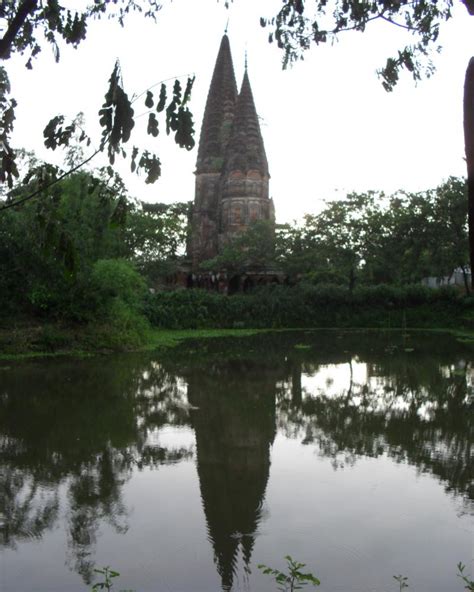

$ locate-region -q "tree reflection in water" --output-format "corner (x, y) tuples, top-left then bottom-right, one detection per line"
(0, 355), (194, 584)
(0, 330), (472, 589)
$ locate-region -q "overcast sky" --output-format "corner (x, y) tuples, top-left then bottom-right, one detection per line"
(7, 0), (474, 223)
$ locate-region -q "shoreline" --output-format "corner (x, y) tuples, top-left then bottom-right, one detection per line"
(1, 324), (473, 362)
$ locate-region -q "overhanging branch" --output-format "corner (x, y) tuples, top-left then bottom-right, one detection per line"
(0, 0), (38, 60)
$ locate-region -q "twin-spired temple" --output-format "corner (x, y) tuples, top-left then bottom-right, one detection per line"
(190, 34), (275, 270)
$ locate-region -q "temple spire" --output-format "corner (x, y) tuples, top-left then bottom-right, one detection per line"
(191, 35), (274, 269)
(223, 69), (268, 176)
(196, 34), (238, 173)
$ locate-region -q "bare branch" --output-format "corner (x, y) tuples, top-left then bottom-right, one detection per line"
(0, 146), (101, 213)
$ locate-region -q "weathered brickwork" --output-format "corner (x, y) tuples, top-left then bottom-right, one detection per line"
(191, 35), (275, 269)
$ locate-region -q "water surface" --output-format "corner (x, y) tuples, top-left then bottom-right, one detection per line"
(0, 330), (472, 591)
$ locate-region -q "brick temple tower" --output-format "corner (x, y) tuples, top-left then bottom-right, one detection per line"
(190, 35), (275, 270)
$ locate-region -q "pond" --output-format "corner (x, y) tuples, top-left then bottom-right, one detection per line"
(0, 330), (472, 592)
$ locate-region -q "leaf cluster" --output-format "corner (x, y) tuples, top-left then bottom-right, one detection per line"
(125, 200), (191, 273)
(277, 177), (469, 290)
(99, 61), (135, 164)
(43, 113), (91, 153)
(201, 220), (275, 273)
(260, 0), (460, 90)
(91, 566), (120, 592)
(0, 165), (132, 318)
(36, 68), (195, 192)
(258, 555), (320, 592)
(0, 2), (195, 192)
(0, 1), (162, 65)
(0, 67), (18, 187)
(393, 574), (409, 591)
(457, 563), (474, 591)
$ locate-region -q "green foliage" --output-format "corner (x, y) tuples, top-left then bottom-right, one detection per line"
(84, 561), (473, 592)
(91, 259), (146, 312)
(393, 574), (409, 591)
(41, 64), (195, 187)
(260, 1), (466, 90)
(201, 220), (275, 273)
(0, 169), (131, 320)
(258, 556), (320, 592)
(81, 561), (474, 592)
(0, 2), (194, 194)
(277, 178), (469, 291)
(99, 61), (135, 164)
(88, 259), (149, 350)
(0, 67), (18, 187)
(125, 200), (190, 281)
(91, 566), (120, 591)
(144, 283), (468, 331)
(457, 563), (474, 591)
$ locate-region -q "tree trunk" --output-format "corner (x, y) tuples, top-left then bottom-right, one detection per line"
(461, 265), (471, 295)
(0, 0), (38, 60)
(291, 361), (302, 407)
(463, 0), (474, 16)
(464, 57), (474, 288)
(348, 266), (355, 294)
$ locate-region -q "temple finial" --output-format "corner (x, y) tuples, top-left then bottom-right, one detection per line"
(225, 18), (229, 34)
(244, 47), (248, 71)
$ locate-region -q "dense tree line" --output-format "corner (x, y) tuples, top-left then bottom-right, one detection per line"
(0, 160), (189, 347)
(276, 177), (469, 291)
(200, 177), (469, 292)
(0, 156), (469, 348)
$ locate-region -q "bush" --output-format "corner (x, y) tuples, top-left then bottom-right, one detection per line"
(87, 300), (150, 350)
(84, 259), (150, 349)
(143, 283), (473, 331)
(90, 259), (147, 314)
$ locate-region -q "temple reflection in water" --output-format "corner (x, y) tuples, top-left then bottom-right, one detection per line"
(186, 359), (278, 590)
(0, 330), (472, 590)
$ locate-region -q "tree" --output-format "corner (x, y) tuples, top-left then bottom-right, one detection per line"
(125, 200), (191, 281)
(0, 165), (132, 317)
(379, 180), (468, 286)
(429, 177), (469, 289)
(0, 1), (195, 196)
(261, 0), (474, 90)
(278, 193), (386, 290)
(276, 179), (468, 289)
(201, 220), (276, 274)
(260, 1), (474, 281)
(464, 57), (474, 285)
(276, 220), (324, 279)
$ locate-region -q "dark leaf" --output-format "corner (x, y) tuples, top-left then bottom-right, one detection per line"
(157, 83), (167, 112)
(145, 90), (154, 108)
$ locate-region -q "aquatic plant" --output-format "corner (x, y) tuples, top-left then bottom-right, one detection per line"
(393, 574), (409, 591)
(457, 563), (474, 591)
(257, 555), (321, 592)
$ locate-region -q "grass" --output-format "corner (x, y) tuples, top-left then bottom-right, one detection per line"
(145, 327), (267, 350)
(1, 322), (474, 361)
(0, 326), (268, 361)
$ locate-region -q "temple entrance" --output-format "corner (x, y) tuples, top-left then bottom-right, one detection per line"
(243, 276), (255, 292)
(228, 275), (240, 295)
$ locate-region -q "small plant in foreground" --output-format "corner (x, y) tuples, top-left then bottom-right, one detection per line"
(457, 563), (474, 591)
(91, 566), (120, 591)
(393, 574), (409, 591)
(258, 555), (320, 592)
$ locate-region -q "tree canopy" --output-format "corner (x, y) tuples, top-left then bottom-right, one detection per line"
(0, 1), (195, 196)
(2, 0), (472, 198)
(261, 0), (474, 90)
(277, 177), (469, 291)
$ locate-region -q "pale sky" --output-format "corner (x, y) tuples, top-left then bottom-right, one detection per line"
(7, 0), (474, 223)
